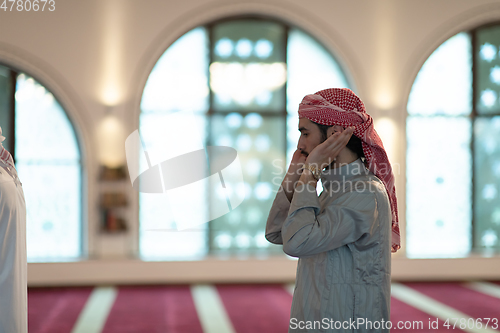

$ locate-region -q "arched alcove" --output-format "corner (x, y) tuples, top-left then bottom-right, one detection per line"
(138, 17), (353, 260)
(406, 24), (500, 258)
(0, 64), (84, 262)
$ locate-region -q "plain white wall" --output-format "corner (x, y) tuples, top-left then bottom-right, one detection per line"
(1, 0), (500, 284)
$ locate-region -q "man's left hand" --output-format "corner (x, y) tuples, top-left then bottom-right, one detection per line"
(305, 126), (355, 170)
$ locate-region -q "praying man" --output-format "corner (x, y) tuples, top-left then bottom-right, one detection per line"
(266, 88), (400, 333)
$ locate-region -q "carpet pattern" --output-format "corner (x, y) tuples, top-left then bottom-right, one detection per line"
(27, 281), (500, 333)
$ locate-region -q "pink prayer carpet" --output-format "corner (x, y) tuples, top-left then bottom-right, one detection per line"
(27, 281), (500, 333)
(28, 287), (93, 333)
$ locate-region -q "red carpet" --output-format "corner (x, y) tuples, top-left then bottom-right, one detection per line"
(28, 287), (93, 333)
(389, 296), (465, 332)
(101, 285), (203, 333)
(216, 284), (292, 333)
(405, 282), (500, 327)
(27, 281), (500, 333)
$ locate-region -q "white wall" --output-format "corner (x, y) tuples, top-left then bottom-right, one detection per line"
(1, 0), (500, 285)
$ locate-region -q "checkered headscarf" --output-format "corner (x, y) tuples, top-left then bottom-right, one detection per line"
(298, 88), (401, 253)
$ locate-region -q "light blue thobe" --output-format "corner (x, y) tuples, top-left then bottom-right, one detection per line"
(266, 158), (392, 333)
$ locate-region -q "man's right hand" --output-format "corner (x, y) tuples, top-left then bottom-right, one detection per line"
(281, 149), (308, 202)
(288, 149), (307, 175)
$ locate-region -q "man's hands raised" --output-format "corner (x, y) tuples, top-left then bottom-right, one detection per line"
(305, 126), (355, 170)
(281, 149), (307, 202)
(280, 126), (354, 202)
(289, 148), (307, 174)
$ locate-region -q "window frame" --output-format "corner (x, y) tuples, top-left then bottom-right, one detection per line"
(138, 15), (353, 258)
(406, 22), (500, 256)
(0, 64), (85, 262)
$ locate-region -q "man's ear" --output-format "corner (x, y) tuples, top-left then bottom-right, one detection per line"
(327, 125), (343, 137)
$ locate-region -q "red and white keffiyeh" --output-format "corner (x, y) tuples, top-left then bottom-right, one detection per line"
(298, 88), (401, 253)
(0, 126), (15, 170)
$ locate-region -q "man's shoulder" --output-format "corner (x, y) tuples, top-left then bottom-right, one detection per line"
(327, 176), (388, 210)
(343, 174), (387, 194)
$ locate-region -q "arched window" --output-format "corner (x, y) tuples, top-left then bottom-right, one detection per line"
(139, 18), (351, 260)
(407, 24), (500, 258)
(0, 65), (83, 262)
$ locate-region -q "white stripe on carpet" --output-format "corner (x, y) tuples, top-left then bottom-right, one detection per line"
(464, 281), (500, 300)
(190, 285), (236, 333)
(285, 283), (295, 296)
(391, 283), (497, 333)
(71, 286), (117, 333)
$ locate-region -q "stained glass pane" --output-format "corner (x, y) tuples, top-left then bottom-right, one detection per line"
(474, 117), (500, 250)
(407, 32), (472, 116)
(15, 76), (79, 161)
(476, 26), (500, 114)
(139, 27), (210, 260)
(406, 116), (472, 258)
(141, 28), (209, 114)
(140, 20), (352, 259)
(287, 29), (350, 116)
(15, 74), (82, 261)
(139, 112), (208, 260)
(17, 164), (81, 261)
(139, 192), (208, 260)
(211, 21), (286, 112)
(209, 114), (284, 255)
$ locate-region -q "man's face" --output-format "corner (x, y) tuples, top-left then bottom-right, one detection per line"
(297, 118), (343, 157)
(297, 118), (323, 158)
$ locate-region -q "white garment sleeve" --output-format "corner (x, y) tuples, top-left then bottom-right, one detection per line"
(281, 183), (378, 257)
(265, 186), (291, 245)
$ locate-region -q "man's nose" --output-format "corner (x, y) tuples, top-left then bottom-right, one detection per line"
(297, 138), (305, 152)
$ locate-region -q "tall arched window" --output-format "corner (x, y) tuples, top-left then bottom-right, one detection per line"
(0, 65), (83, 262)
(139, 18), (351, 260)
(407, 24), (500, 258)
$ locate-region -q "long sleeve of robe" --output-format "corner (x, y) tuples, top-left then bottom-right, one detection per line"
(266, 158), (392, 333)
